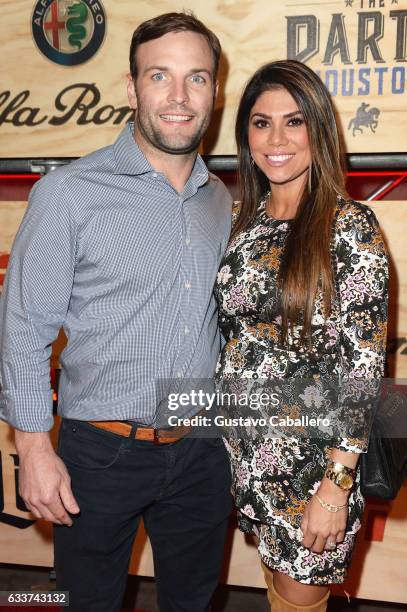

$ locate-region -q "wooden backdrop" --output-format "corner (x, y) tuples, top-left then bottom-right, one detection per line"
(1, 0), (407, 603)
(1, 200), (406, 602)
(1, 0), (407, 157)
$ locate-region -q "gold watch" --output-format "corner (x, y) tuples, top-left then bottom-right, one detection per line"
(325, 461), (356, 491)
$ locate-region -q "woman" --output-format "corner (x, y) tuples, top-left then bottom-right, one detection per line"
(215, 60), (388, 612)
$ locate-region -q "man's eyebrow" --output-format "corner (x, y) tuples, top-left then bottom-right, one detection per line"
(142, 66), (212, 76)
(250, 110), (303, 119)
(143, 65), (169, 73)
(188, 68), (212, 75)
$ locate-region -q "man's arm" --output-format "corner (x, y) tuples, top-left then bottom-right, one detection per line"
(0, 172), (80, 522)
(0, 174), (77, 430)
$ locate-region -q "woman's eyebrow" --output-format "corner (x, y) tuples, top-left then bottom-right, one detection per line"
(250, 110), (303, 119)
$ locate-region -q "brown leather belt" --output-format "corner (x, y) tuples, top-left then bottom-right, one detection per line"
(89, 420), (191, 444)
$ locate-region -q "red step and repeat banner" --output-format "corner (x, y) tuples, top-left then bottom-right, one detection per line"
(1, 0), (407, 603)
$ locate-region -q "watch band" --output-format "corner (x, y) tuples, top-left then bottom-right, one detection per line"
(325, 461), (356, 491)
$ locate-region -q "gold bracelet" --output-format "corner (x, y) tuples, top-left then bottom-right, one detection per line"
(315, 494), (348, 513)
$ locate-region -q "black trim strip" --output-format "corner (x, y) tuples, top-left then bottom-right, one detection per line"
(0, 154), (406, 174)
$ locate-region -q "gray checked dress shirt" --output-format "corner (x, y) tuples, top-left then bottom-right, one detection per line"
(0, 124), (232, 432)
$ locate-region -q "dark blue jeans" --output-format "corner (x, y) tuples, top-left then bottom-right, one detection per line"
(54, 419), (232, 612)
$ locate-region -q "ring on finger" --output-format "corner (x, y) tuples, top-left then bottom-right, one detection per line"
(326, 540), (336, 549)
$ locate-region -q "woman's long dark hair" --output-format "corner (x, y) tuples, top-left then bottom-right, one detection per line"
(233, 60), (347, 345)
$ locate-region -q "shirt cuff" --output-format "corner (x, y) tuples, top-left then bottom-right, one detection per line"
(0, 388), (54, 432)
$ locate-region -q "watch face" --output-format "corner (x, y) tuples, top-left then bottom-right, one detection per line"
(338, 473), (353, 490)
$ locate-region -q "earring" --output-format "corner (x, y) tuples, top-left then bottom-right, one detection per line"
(250, 156), (255, 167)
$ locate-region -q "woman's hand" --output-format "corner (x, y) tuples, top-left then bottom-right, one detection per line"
(300, 477), (349, 553)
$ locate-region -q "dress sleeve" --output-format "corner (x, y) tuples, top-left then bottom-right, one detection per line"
(333, 202), (389, 453)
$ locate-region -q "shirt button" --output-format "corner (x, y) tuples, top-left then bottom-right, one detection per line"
(152, 172), (157, 178)
(184, 326), (190, 335)
(176, 372), (182, 378)
(185, 238), (191, 245)
(184, 281), (191, 289)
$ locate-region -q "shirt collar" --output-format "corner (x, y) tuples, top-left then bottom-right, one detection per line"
(113, 123), (209, 188)
(113, 123), (153, 175)
(190, 153), (209, 189)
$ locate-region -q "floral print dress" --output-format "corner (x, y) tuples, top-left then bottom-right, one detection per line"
(214, 197), (388, 584)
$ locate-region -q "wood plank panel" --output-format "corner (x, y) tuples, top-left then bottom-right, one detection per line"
(1, 1), (406, 156)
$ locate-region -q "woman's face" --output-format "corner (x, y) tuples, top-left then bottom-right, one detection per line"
(248, 87), (311, 189)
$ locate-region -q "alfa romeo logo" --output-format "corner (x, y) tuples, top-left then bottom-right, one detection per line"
(32, 0), (106, 66)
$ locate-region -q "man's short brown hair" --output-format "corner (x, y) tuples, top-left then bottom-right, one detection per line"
(129, 12), (221, 82)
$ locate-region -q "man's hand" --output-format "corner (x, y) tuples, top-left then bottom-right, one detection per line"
(15, 430), (80, 526)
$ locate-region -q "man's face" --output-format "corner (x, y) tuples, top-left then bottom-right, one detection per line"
(127, 30), (218, 156)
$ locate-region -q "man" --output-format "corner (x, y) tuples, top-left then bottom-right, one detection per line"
(0, 13), (232, 612)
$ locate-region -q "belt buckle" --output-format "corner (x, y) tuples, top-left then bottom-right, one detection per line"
(154, 427), (178, 444)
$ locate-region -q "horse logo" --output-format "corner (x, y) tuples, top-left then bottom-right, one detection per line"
(348, 103), (380, 136)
